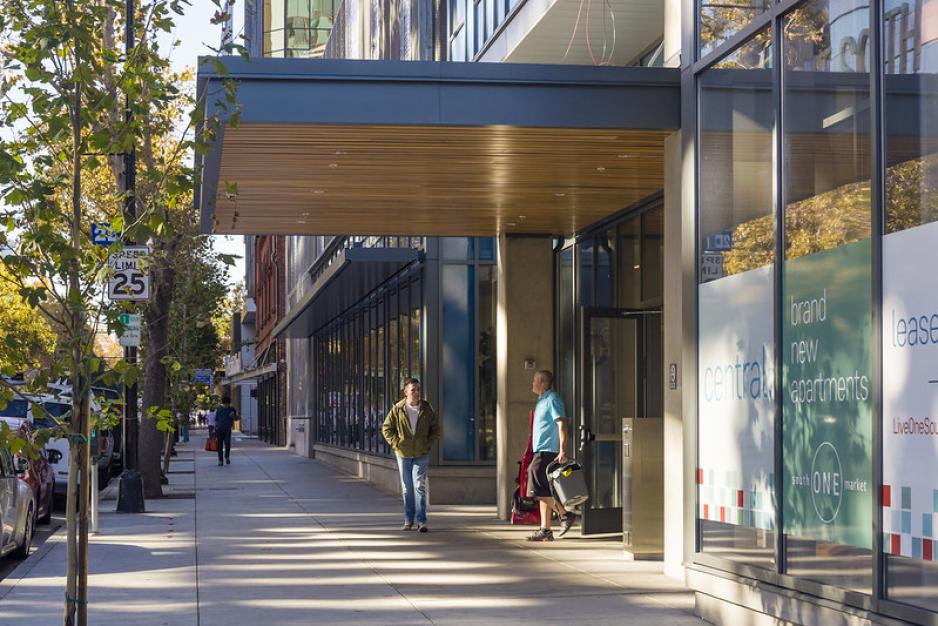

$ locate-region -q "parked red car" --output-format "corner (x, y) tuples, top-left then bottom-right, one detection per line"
(14, 425), (57, 525)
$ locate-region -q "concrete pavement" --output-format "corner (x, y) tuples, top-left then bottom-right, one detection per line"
(0, 434), (703, 625)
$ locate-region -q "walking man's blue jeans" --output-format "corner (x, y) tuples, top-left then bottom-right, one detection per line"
(396, 454), (429, 524)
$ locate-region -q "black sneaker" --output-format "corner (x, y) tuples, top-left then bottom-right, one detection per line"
(558, 511), (576, 537)
(217, 461), (223, 466)
(526, 528), (554, 542)
(226, 458), (230, 465)
(402, 522), (414, 531)
(417, 524), (428, 533)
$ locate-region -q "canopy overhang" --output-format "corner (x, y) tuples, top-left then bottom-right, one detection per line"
(196, 57), (680, 237)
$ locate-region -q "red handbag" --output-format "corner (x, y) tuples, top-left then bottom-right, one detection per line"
(204, 437), (218, 452)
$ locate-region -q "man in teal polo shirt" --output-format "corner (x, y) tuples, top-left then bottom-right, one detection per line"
(526, 370), (576, 542)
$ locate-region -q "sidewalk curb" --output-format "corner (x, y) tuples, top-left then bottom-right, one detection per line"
(0, 524), (66, 602)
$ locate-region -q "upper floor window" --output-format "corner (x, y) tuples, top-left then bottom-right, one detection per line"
(264, 0), (337, 58)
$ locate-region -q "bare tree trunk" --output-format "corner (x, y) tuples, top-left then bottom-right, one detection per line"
(63, 437), (79, 626)
(65, 1), (85, 621)
(139, 258), (175, 498)
(76, 392), (91, 626)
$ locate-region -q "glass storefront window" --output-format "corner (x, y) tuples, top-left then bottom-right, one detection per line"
(312, 278), (422, 456)
(617, 217), (641, 308)
(557, 246), (576, 409)
(699, 0), (770, 58)
(697, 29), (776, 569)
(442, 237), (474, 260)
(478, 265), (497, 461)
(641, 208), (664, 302)
(579, 239), (594, 307)
(781, 0), (872, 593)
(882, 0), (938, 610)
(442, 265), (475, 461)
(596, 231), (614, 307)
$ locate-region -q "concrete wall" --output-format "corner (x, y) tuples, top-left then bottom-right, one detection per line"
(313, 444), (496, 504)
(495, 235), (555, 519)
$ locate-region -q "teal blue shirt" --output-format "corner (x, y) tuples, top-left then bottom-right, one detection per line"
(532, 389), (566, 453)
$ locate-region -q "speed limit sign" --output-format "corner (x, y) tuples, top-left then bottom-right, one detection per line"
(108, 246), (150, 301)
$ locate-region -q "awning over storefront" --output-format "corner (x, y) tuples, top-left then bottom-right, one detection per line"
(272, 246), (420, 338)
(196, 58), (680, 237)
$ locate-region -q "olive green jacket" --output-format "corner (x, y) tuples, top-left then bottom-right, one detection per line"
(382, 399), (440, 458)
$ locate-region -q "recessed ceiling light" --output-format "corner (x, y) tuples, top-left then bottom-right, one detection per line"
(617, 154), (631, 159)
(312, 189), (325, 195)
(554, 192), (566, 198)
(596, 166), (606, 172)
(518, 215), (526, 220)
(335, 150), (347, 155)
(296, 220), (306, 224)
(328, 163), (338, 169)
(302, 211), (311, 217)
(506, 222), (517, 227)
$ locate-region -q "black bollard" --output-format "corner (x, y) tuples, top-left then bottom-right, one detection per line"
(116, 469), (145, 513)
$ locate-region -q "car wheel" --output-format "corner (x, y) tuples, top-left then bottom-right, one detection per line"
(13, 504), (34, 560)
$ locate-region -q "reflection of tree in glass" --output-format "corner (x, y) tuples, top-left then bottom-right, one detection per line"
(722, 156), (938, 275)
(886, 153), (938, 233)
(699, 0), (770, 55)
(783, 4), (830, 69)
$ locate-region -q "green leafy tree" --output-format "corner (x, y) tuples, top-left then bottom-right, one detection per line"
(0, 267), (56, 373)
(0, 0), (241, 622)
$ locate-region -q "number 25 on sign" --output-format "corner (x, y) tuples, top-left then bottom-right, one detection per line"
(108, 246), (150, 301)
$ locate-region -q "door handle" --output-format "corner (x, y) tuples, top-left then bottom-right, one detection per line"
(579, 427), (595, 452)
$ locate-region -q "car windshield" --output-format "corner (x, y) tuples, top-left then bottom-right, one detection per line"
(35, 402), (70, 428)
(0, 399), (28, 419)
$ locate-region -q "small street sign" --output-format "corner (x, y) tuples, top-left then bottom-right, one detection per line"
(108, 246), (150, 301)
(118, 313), (141, 347)
(91, 222), (118, 246)
(705, 231), (733, 252)
(193, 369), (213, 385)
(700, 252), (725, 281)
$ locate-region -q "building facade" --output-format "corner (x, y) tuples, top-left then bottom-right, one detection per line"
(254, 235), (288, 446)
(198, 0), (938, 621)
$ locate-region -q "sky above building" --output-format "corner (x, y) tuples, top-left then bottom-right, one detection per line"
(163, 1), (247, 287)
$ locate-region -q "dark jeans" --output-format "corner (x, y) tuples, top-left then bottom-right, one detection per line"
(216, 428), (232, 461)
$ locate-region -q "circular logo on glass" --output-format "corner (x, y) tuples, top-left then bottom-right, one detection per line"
(811, 441), (843, 524)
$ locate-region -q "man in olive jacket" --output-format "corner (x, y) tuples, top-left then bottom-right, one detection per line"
(382, 378), (440, 532)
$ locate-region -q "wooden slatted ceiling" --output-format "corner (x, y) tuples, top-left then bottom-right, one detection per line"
(213, 123), (669, 236)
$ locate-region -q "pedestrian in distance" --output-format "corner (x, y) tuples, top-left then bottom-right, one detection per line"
(526, 370), (576, 542)
(206, 407), (216, 439)
(213, 396), (238, 466)
(382, 378), (440, 533)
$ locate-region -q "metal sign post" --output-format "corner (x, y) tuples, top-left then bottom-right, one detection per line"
(116, 0), (145, 515)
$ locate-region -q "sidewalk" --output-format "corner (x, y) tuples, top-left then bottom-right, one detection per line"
(0, 435), (703, 626)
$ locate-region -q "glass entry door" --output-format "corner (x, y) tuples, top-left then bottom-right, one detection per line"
(579, 307), (661, 536)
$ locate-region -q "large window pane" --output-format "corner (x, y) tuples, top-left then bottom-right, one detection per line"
(557, 247), (576, 410)
(642, 208), (664, 302)
(618, 216), (641, 308)
(699, 0), (769, 58)
(697, 30), (776, 569)
(478, 266), (497, 461)
(883, 0), (938, 610)
(442, 265), (475, 461)
(781, 0), (872, 593)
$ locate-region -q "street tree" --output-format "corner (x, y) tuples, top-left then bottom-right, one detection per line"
(0, 0), (241, 623)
